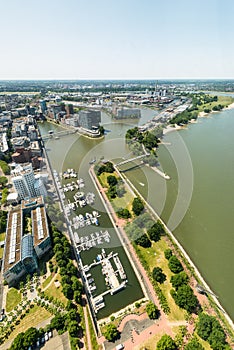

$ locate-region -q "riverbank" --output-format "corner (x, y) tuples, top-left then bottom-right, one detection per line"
(120, 170), (234, 334)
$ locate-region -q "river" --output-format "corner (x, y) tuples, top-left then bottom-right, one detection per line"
(39, 105), (234, 322)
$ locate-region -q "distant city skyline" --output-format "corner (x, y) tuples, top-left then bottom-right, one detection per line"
(1, 0), (234, 80)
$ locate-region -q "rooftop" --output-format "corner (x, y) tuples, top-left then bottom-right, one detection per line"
(32, 205), (49, 247)
(3, 209), (22, 273)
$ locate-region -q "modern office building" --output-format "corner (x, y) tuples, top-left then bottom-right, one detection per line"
(78, 109), (101, 130)
(2, 196), (51, 285)
(113, 106), (141, 119)
(39, 100), (47, 113)
(11, 163), (47, 200)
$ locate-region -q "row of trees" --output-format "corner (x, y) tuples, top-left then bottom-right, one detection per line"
(0, 209), (7, 233)
(170, 109), (198, 125)
(196, 313), (230, 350)
(10, 327), (41, 350)
(0, 160), (10, 175)
(50, 224), (83, 347)
(156, 333), (205, 350)
(164, 250), (200, 314)
(52, 224), (83, 304)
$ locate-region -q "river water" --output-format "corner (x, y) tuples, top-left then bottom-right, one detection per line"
(39, 105), (234, 322)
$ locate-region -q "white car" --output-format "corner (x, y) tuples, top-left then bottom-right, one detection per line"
(48, 331), (53, 338)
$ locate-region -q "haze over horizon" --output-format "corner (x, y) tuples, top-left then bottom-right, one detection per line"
(1, 0), (234, 80)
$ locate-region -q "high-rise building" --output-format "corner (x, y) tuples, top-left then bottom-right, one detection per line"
(11, 164), (47, 200)
(78, 109), (101, 130)
(39, 100), (47, 113)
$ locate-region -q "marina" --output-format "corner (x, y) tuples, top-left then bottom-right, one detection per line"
(49, 158), (144, 319)
(82, 249), (128, 313)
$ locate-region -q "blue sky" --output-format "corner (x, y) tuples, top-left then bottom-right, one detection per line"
(1, 0), (234, 79)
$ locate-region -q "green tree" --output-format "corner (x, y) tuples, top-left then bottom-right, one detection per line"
(135, 233), (151, 248)
(117, 208), (131, 219)
(164, 249), (173, 260)
(156, 334), (177, 350)
(147, 221), (165, 242)
(146, 301), (159, 319)
(0, 176), (8, 188)
(23, 327), (39, 348)
(9, 332), (25, 350)
(107, 175), (118, 187)
(105, 162), (115, 173)
(168, 255), (183, 274)
(184, 337), (204, 350)
(170, 271), (189, 290)
(103, 323), (119, 342)
(152, 267), (166, 284)
(147, 154), (158, 167)
(132, 197), (144, 216)
(171, 285), (199, 313)
(0, 160), (10, 175)
(196, 313), (228, 349)
(74, 290), (82, 304)
(68, 320), (79, 337)
(107, 186), (117, 199)
(62, 283), (74, 300)
(51, 314), (66, 331)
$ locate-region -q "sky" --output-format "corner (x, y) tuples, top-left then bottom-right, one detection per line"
(0, 0), (234, 80)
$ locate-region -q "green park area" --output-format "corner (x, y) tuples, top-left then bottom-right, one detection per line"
(6, 288), (22, 312)
(99, 171), (134, 213)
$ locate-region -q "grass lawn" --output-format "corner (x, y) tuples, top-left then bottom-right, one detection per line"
(112, 188), (134, 212)
(6, 288), (22, 312)
(0, 247), (3, 259)
(87, 306), (100, 350)
(137, 239), (186, 321)
(134, 331), (166, 350)
(198, 95), (234, 113)
(8, 305), (52, 340)
(0, 232), (5, 241)
(99, 171), (134, 212)
(44, 274), (67, 303)
(42, 274), (53, 289)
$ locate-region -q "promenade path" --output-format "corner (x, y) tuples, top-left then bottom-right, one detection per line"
(89, 166), (193, 349)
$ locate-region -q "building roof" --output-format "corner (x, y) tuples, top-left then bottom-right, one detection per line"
(32, 205), (49, 247)
(7, 193), (18, 200)
(21, 234), (34, 260)
(3, 209), (22, 273)
(21, 196), (43, 210)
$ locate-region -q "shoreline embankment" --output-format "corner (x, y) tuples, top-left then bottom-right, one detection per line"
(119, 169), (234, 331)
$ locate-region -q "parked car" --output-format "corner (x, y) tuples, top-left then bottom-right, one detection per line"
(44, 333), (49, 341)
(1, 309), (4, 315)
(48, 331), (53, 338)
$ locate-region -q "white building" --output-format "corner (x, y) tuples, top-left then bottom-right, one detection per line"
(11, 164), (47, 200)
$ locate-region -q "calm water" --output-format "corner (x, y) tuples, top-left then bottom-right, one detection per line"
(40, 106), (234, 321)
(124, 109), (234, 322)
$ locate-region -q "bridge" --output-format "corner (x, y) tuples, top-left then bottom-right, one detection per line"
(41, 129), (77, 140)
(115, 153), (150, 166)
